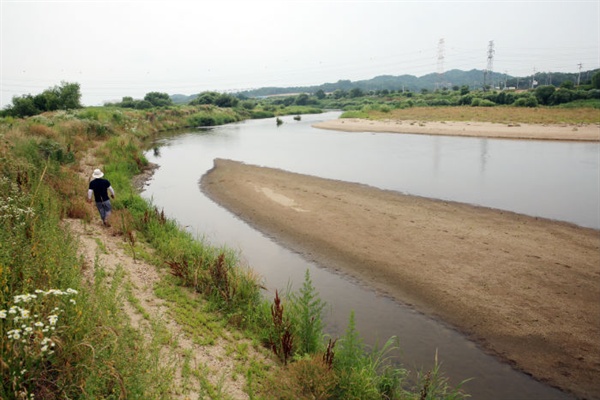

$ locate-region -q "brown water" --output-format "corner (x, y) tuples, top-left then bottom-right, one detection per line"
(142, 112), (597, 399)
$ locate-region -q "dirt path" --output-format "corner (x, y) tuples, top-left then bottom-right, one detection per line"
(68, 146), (264, 399)
(313, 118), (600, 141)
(201, 158), (600, 400)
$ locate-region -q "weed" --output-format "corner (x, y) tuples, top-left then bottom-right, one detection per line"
(268, 290), (294, 365)
(289, 269), (326, 355)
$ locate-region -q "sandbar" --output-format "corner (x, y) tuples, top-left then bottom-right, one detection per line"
(201, 158), (600, 399)
(312, 118), (600, 141)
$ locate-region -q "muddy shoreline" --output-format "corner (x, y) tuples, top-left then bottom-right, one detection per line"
(201, 158), (600, 400)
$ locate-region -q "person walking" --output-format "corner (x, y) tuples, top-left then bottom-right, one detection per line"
(87, 168), (115, 226)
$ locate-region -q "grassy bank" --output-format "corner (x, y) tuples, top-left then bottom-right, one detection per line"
(1, 106), (467, 399)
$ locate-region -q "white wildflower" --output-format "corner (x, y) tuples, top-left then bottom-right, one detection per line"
(48, 315), (58, 325)
(14, 294), (37, 303)
(0, 310), (6, 319)
(7, 329), (21, 340)
(19, 308), (30, 320)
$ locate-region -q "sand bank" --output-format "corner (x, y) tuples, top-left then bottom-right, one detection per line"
(312, 118), (600, 141)
(201, 158), (600, 399)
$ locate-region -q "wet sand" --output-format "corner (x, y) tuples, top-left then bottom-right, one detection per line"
(312, 118), (600, 141)
(201, 158), (600, 400)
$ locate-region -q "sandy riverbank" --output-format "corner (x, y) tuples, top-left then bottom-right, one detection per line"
(201, 158), (600, 400)
(312, 118), (600, 141)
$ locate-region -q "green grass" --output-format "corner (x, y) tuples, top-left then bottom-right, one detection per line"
(364, 105), (600, 125)
(0, 105), (472, 399)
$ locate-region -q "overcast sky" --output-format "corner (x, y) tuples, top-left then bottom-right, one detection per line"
(1, 0), (598, 107)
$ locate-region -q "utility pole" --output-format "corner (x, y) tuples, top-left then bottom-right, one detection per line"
(483, 40), (495, 91)
(437, 38), (445, 90)
(577, 63), (583, 87)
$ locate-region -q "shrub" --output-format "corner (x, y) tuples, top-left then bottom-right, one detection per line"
(289, 270), (326, 356)
(478, 99), (496, 107)
(514, 96), (538, 107)
(285, 354), (338, 399)
(250, 110), (275, 119)
(549, 89), (574, 105)
(135, 100), (153, 110)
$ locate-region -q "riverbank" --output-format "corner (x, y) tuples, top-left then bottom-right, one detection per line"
(201, 158), (600, 400)
(312, 118), (600, 141)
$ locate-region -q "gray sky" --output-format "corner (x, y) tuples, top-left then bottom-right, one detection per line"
(1, 0), (598, 107)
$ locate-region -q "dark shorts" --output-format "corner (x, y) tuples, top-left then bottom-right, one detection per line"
(95, 200), (112, 222)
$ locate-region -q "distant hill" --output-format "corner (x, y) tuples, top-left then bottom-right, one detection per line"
(171, 68), (598, 103)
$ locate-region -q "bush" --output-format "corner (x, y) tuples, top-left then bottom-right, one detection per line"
(477, 99), (496, 107)
(514, 96), (538, 107)
(549, 89), (574, 105)
(135, 100), (153, 110)
(535, 85), (556, 105)
(249, 110), (275, 119)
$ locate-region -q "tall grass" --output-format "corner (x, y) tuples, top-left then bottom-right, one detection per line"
(1, 105), (470, 399)
(0, 155), (169, 398)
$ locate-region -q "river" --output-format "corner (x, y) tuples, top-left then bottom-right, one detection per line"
(142, 111), (598, 399)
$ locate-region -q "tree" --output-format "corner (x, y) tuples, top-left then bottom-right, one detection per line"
(214, 93), (239, 108)
(6, 95), (39, 117)
(314, 89), (326, 100)
(295, 93), (310, 106)
(135, 100), (153, 109)
(332, 89), (346, 99)
(144, 92), (172, 107)
(534, 85), (555, 105)
(120, 96), (137, 108)
(57, 82), (82, 109)
(349, 87), (364, 98)
(560, 80), (575, 90)
(592, 71), (600, 89)
(190, 91), (219, 105)
(2, 81), (82, 117)
(549, 89), (574, 105)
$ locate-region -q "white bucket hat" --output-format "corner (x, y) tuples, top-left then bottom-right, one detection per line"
(92, 169), (104, 179)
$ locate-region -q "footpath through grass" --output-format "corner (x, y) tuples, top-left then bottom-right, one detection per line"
(1, 105), (469, 399)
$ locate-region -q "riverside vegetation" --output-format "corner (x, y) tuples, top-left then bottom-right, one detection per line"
(0, 89), (469, 399)
(2, 77), (597, 399)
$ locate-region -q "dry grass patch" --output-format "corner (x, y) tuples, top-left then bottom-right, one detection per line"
(370, 106), (600, 125)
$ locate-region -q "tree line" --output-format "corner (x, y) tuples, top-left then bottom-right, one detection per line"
(2, 70), (599, 119)
(1, 82), (83, 118)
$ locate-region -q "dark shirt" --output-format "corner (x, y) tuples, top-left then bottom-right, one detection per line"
(89, 178), (112, 202)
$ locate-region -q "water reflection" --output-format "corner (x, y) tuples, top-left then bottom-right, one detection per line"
(141, 112), (591, 400)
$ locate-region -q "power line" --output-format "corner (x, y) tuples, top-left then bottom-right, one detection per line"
(483, 40), (495, 90)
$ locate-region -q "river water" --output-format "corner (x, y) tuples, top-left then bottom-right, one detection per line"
(142, 111), (598, 399)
